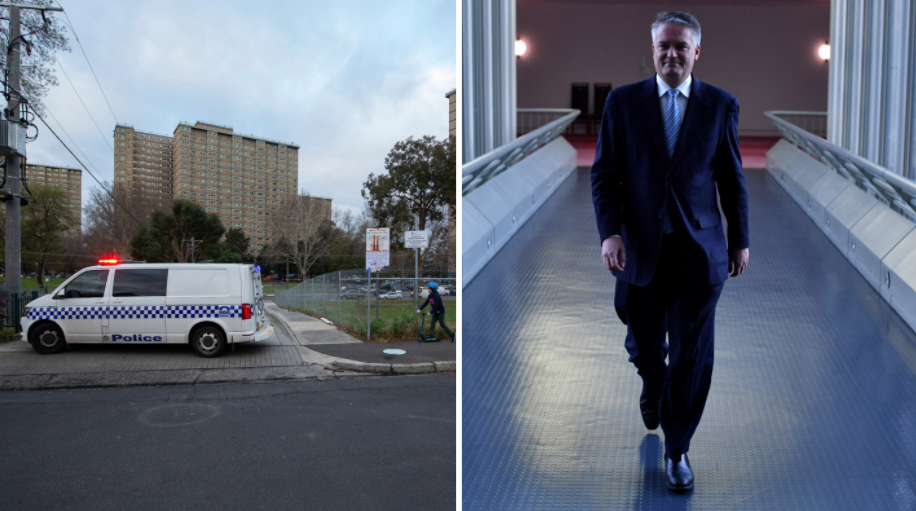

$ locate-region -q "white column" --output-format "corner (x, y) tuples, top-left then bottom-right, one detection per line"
(462, 0), (517, 163)
(827, 0), (846, 146)
(828, 0), (916, 180)
(862, 0), (886, 163)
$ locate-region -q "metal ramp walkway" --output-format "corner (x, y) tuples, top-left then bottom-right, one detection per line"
(462, 167), (916, 510)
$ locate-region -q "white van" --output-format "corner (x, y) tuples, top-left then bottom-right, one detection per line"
(21, 262), (273, 358)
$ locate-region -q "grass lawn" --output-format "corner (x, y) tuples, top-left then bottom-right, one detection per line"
(283, 298), (456, 342)
(0, 277), (67, 293)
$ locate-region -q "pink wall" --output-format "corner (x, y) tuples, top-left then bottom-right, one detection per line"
(516, 3), (830, 136)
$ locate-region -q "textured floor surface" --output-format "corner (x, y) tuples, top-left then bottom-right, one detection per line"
(462, 167), (916, 510)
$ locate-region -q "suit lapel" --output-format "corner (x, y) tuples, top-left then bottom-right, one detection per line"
(639, 77), (670, 168)
(668, 76), (710, 173)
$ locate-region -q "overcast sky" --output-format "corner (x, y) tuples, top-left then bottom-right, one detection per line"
(26, 0), (456, 218)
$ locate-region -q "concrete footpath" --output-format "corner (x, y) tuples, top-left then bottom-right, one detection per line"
(264, 302), (456, 375)
(0, 303), (454, 391)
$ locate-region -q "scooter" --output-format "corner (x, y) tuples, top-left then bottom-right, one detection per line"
(418, 312), (441, 343)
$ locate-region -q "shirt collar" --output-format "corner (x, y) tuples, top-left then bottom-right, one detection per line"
(656, 73), (692, 98)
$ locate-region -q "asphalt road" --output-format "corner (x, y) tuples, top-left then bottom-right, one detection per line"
(0, 374), (455, 510)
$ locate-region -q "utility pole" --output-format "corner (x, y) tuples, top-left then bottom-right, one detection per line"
(4, 5), (22, 296)
(2, 2), (61, 296)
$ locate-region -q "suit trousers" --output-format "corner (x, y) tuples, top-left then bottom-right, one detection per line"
(614, 234), (724, 461)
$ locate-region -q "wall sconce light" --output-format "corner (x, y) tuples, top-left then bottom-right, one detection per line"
(818, 41), (830, 62)
(515, 38), (527, 58)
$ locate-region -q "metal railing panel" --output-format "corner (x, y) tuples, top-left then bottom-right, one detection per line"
(848, 206), (916, 290)
(886, 232), (916, 332)
(768, 111), (916, 333)
(766, 111), (916, 223)
(464, 176), (519, 253)
(790, 158), (830, 206)
(463, 202), (497, 283)
(769, 111), (828, 139)
(773, 150), (816, 192)
(805, 171), (852, 235)
(462, 136), (577, 284)
(463, 109), (578, 196)
(825, 185), (880, 254)
(881, 231), (916, 301)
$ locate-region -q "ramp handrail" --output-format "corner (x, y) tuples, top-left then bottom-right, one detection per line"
(766, 111), (916, 222)
(462, 109), (579, 196)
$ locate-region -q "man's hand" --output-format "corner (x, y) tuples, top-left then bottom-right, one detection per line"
(728, 248), (749, 277)
(601, 237), (626, 272)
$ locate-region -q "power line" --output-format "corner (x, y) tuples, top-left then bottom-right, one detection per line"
(52, 0), (119, 125)
(0, 77), (138, 231)
(53, 55), (113, 152)
(41, 103), (103, 176)
(0, 82), (161, 261)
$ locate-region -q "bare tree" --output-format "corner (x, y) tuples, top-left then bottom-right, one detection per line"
(83, 182), (160, 259)
(266, 191), (335, 279)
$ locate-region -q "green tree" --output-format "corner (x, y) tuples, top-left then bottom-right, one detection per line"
(224, 227), (250, 256)
(19, 185), (73, 291)
(129, 200), (225, 262)
(362, 135), (455, 239)
(361, 136), (455, 296)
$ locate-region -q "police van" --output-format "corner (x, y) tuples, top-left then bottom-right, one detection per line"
(21, 260), (273, 358)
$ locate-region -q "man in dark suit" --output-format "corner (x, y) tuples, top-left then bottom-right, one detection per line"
(591, 12), (749, 492)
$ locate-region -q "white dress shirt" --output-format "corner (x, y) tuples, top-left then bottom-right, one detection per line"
(657, 73), (691, 130)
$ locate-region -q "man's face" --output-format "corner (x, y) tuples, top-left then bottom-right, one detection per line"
(652, 23), (700, 86)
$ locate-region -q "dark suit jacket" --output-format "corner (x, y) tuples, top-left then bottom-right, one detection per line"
(591, 75), (749, 286)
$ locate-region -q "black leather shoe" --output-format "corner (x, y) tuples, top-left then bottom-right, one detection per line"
(666, 454), (694, 491)
(639, 385), (661, 430)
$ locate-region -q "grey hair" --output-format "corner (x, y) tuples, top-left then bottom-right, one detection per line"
(651, 11), (701, 47)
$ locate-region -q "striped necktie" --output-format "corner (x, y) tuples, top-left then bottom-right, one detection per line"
(665, 89), (681, 157)
(661, 88), (679, 234)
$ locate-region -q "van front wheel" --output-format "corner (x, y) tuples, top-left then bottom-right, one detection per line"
(30, 323), (67, 354)
(191, 326), (226, 358)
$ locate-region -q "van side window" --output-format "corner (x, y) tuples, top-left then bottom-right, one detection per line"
(64, 270), (109, 298)
(112, 269), (169, 297)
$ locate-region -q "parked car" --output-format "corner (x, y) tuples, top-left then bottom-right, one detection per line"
(341, 289), (366, 300)
(379, 291), (402, 300)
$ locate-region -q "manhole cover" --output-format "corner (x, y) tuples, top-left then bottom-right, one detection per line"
(383, 349), (407, 355)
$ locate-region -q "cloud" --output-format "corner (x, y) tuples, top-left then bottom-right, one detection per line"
(25, 0), (456, 223)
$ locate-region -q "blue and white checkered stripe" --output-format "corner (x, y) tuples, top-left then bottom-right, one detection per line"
(26, 306), (106, 320)
(166, 305), (241, 319)
(26, 305), (242, 320)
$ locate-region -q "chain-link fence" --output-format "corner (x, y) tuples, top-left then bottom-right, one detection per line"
(274, 268), (456, 341)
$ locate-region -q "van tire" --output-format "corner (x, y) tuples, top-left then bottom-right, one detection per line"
(30, 323), (67, 354)
(191, 325), (226, 358)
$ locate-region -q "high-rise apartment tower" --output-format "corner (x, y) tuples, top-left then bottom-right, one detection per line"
(114, 121), (307, 250)
(23, 163), (82, 236)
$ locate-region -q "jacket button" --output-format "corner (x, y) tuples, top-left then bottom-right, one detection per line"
(666, 178), (672, 185)
(658, 212), (663, 219)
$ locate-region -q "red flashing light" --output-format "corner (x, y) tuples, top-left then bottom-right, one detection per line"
(98, 258), (120, 265)
(241, 304), (253, 320)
